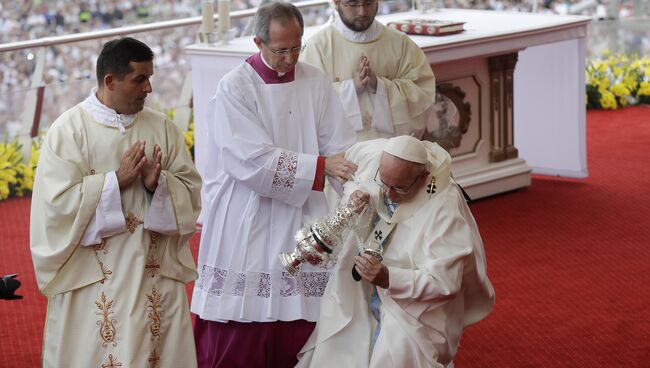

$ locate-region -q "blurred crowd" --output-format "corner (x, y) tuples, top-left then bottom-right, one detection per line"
(1, 0), (647, 90)
(0, 0), (256, 136)
(1, 0), (222, 91)
(0, 0), (647, 137)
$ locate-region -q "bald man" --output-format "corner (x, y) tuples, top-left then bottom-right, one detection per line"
(297, 136), (495, 368)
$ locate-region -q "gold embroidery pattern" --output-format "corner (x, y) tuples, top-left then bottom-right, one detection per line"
(101, 354), (123, 368)
(148, 349), (160, 368)
(95, 292), (117, 347)
(145, 232), (161, 278)
(94, 239), (108, 254)
(146, 285), (162, 340)
(90, 169), (96, 175)
(125, 211), (143, 233)
(98, 261), (113, 284)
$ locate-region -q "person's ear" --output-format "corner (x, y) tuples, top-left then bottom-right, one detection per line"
(104, 74), (116, 91)
(253, 37), (263, 51)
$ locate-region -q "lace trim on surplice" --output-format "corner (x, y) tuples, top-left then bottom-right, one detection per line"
(270, 151), (298, 200)
(196, 265), (329, 298)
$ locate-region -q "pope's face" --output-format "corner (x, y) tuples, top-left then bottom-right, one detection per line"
(377, 153), (427, 204)
(110, 61), (153, 115)
(255, 19), (303, 74)
(335, 0), (378, 33)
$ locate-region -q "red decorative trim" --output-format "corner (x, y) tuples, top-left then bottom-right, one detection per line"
(311, 156), (325, 191)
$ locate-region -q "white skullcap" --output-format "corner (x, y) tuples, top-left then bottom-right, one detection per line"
(383, 135), (428, 164)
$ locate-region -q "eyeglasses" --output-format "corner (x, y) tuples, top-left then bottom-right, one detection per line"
(341, 0), (377, 8)
(373, 168), (419, 195)
(263, 42), (306, 56)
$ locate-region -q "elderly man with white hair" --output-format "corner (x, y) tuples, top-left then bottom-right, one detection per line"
(297, 135), (495, 368)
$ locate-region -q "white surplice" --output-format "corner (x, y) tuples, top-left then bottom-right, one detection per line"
(191, 60), (356, 323)
(30, 96), (202, 367)
(297, 139), (495, 367)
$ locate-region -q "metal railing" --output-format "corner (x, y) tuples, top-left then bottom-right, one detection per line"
(0, 0), (330, 53)
(0, 0), (331, 162)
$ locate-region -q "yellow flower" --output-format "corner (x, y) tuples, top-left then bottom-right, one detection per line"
(598, 64), (608, 73)
(29, 142), (40, 170)
(597, 78), (610, 90)
(0, 181), (9, 200)
(183, 120), (195, 158)
(587, 74), (601, 86)
(638, 81), (650, 96)
(611, 83), (630, 97)
(0, 140), (35, 200)
(599, 91), (617, 109)
(622, 74), (638, 90)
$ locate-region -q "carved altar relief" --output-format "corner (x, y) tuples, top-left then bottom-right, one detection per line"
(488, 53), (519, 162)
(423, 76), (482, 158)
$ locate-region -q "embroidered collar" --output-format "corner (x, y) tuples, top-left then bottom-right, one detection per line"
(332, 13), (382, 43)
(80, 88), (136, 134)
(246, 52), (295, 84)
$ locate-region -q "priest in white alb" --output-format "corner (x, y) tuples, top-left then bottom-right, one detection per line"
(297, 135), (495, 367)
(30, 37), (201, 367)
(190, 3), (357, 367)
(300, 0), (435, 141)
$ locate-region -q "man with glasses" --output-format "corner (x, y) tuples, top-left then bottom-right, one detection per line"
(297, 135), (494, 368)
(301, 0), (435, 141)
(191, 3), (357, 367)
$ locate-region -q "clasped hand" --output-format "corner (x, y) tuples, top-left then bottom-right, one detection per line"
(116, 141), (162, 192)
(353, 55), (378, 94)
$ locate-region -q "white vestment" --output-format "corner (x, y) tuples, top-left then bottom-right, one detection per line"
(301, 17), (436, 141)
(191, 60), (356, 323)
(30, 103), (202, 367)
(297, 139), (494, 367)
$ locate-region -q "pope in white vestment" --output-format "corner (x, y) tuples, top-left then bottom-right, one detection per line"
(297, 137), (495, 367)
(30, 91), (202, 367)
(300, 9), (435, 141)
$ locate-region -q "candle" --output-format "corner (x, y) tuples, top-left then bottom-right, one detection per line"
(201, 1), (214, 34)
(218, 0), (230, 34)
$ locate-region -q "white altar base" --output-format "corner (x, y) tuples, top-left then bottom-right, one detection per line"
(186, 9), (591, 202)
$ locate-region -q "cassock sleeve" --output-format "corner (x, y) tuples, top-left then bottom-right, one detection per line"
(337, 79), (364, 131)
(384, 196), (475, 320)
(156, 118), (202, 283)
(30, 115), (105, 296)
(80, 171), (127, 245)
(211, 74), (324, 208)
(379, 35), (435, 129)
(301, 35), (363, 133)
